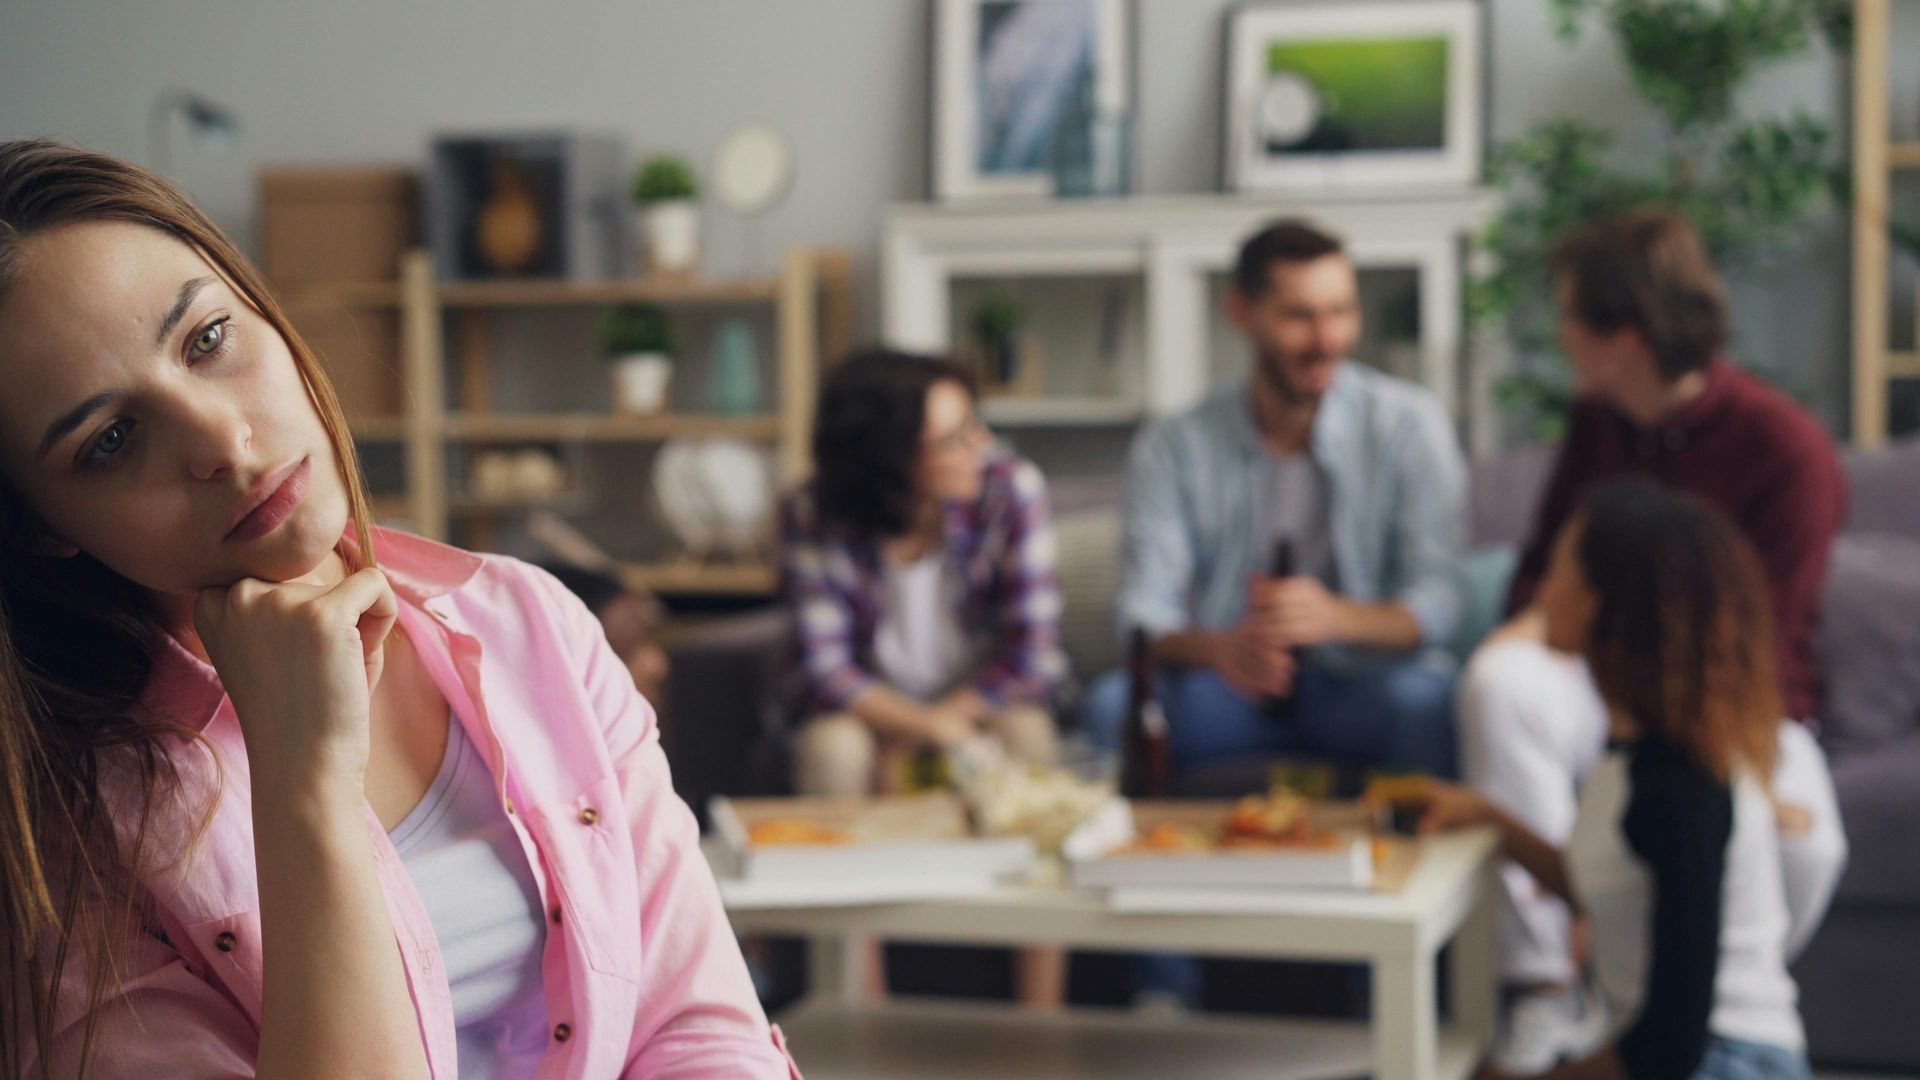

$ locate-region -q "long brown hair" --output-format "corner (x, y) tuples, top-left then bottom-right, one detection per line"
(0, 138), (378, 1075)
(1575, 480), (1780, 784)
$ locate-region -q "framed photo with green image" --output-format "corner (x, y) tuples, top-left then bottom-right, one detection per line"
(1221, 0), (1483, 192)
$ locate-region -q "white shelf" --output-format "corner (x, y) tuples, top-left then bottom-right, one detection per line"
(884, 188), (1500, 452)
(979, 396), (1144, 426)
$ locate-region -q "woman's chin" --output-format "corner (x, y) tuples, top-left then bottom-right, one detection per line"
(235, 509), (350, 584)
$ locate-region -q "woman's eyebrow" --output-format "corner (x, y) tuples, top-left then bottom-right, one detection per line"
(36, 390), (114, 463)
(154, 275), (215, 348)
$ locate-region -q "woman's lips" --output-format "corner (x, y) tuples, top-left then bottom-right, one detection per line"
(227, 458), (310, 543)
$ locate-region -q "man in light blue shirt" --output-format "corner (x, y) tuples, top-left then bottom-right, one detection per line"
(1084, 219), (1465, 779)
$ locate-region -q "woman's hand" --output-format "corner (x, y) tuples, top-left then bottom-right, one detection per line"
(193, 566), (397, 789)
(1773, 798), (1814, 837)
(1406, 779), (1500, 835)
(916, 701), (983, 750)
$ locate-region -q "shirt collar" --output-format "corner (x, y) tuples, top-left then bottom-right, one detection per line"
(1644, 356), (1734, 434)
(137, 526), (484, 732)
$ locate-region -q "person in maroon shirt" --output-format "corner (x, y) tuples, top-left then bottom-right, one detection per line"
(1458, 208), (1850, 1071)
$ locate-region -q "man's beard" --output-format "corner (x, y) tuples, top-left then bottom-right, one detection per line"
(1256, 349), (1334, 407)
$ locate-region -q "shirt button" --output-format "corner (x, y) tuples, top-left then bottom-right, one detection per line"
(505, 797), (516, 815)
(550, 906), (564, 925)
(215, 931), (237, 953)
(577, 807), (599, 826)
(552, 1023), (573, 1043)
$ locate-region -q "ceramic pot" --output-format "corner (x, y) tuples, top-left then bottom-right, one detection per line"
(610, 353), (674, 415)
(640, 200), (700, 276)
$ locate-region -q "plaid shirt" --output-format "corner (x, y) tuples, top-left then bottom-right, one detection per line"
(780, 446), (1068, 716)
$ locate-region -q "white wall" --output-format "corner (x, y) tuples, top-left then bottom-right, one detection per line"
(0, 0), (1859, 428)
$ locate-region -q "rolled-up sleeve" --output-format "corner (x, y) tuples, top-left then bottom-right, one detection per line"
(972, 458), (1068, 706)
(537, 568), (801, 1079)
(1390, 396), (1467, 645)
(1115, 424), (1196, 643)
(611, 730), (802, 1079)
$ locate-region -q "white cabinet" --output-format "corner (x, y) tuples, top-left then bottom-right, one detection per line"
(882, 191), (1500, 450)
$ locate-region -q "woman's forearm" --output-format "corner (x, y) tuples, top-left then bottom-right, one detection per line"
(251, 777), (428, 1079)
(848, 683), (935, 741)
(1492, 805), (1578, 910)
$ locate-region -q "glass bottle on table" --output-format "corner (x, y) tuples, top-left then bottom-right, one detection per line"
(1266, 538), (1299, 719)
(1120, 627), (1170, 799)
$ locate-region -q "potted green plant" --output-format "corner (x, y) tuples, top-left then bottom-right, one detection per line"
(969, 296), (1027, 389)
(600, 303), (676, 415)
(631, 154), (701, 276)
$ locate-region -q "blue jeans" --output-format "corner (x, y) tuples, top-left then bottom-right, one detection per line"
(1079, 654), (1456, 1005)
(1693, 1036), (1811, 1080)
(1080, 656), (1458, 780)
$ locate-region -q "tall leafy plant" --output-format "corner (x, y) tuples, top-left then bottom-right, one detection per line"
(1477, 0), (1849, 440)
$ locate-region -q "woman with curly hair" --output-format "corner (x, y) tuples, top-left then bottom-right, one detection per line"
(781, 348), (1067, 795)
(1417, 480), (1811, 1079)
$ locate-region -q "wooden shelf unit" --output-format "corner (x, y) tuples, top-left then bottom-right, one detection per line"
(326, 247), (852, 595)
(438, 411), (782, 442)
(619, 560), (777, 597)
(438, 277), (780, 308)
(1854, 0), (1920, 444)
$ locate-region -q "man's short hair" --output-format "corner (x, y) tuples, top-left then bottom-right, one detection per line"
(1550, 207), (1729, 380)
(1233, 218), (1347, 298)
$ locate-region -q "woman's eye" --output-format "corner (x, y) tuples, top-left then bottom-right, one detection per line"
(84, 419), (134, 466)
(191, 319), (227, 357)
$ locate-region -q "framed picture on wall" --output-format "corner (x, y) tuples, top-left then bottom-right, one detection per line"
(1221, 0), (1484, 193)
(932, 0), (1134, 201)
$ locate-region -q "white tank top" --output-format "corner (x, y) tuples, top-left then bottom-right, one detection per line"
(391, 715), (551, 1077)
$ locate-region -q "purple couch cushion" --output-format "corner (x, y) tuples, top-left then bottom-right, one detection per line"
(1827, 729), (1920, 904)
(1841, 435), (1920, 540)
(1467, 444), (1554, 548)
(1817, 533), (1920, 750)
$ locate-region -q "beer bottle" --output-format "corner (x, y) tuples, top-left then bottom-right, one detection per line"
(1267, 538), (1298, 717)
(1120, 627), (1170, 798)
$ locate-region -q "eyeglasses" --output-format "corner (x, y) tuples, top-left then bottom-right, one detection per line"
(924, 415), (988, 456)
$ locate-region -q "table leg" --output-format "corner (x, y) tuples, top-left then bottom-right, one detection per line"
(1374, 952), (1438, 1080)
(1451, 871), (1499, 1054)
(807, 934), (867, 1005)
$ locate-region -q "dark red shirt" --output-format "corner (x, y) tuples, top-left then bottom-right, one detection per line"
(1507, 360), (1848, 720)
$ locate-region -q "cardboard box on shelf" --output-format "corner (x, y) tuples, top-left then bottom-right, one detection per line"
(259, 167), (419, 285)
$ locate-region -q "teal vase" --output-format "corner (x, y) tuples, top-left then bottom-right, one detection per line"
(708, 318), (762, 415)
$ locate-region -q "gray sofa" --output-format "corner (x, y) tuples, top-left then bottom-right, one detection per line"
(666, 436), (1920, 1070)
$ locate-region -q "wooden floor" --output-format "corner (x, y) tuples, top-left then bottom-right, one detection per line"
(774, 997), (1482, 1080)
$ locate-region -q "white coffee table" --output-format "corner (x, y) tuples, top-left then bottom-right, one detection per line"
(722, 827), (1500, 1080)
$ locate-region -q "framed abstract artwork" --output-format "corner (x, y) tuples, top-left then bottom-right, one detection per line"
(1221, 0), (1484, 192)
(932, 0), (1134, 201)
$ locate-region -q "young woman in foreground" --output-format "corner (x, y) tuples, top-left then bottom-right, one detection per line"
(0, 139), (798, 1078)
(1419, 481), (1810, 1079)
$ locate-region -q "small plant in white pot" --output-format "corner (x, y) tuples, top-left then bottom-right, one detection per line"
(601, 304), (676, 415)
(631, 155), (700, 277)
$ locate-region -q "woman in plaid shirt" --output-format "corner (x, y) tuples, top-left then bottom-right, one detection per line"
(779, 349), (1068, 797)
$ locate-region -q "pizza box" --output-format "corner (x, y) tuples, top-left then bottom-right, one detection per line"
(707, 793), (1035, 890)
(1064, 798), (1376, 892)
